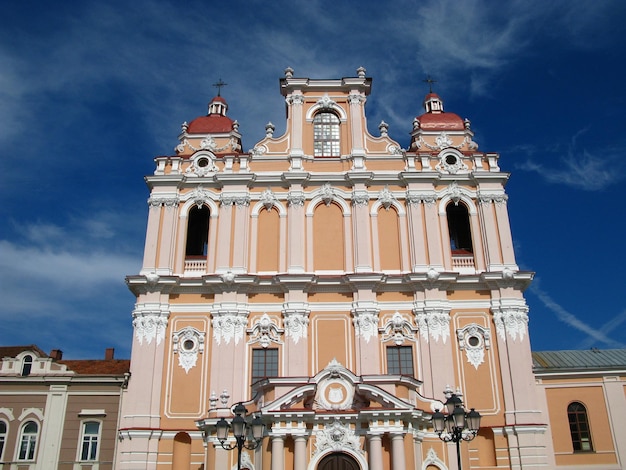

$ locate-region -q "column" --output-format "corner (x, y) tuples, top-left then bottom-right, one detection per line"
(37, 384), (68, 469)
(156, 200), (178, 275)
(406, 193), (429, 272)
(141, 199), (163, 274)
(477, 197), (500, 270)
(351, 185), (372, 272)
(286, 186), (306, 273)
(367, 433), (384, 470)
(293, 435), (307, 470)
(271, 436), (285, 470)
(390, 433), (406, 470)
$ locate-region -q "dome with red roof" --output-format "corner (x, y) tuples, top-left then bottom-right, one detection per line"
(414, 92), (464, 131)
(187, 95), (235, 134)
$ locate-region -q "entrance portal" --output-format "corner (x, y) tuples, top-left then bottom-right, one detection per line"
(318, 452), (360, 470)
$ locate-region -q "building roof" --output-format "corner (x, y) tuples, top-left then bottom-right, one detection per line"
(187, 114), (235, 133)
(416, 112), (465, 130)
(533, 349), (626, 371)
(0, 345), (48, 358)
(58, 359), (130, 375)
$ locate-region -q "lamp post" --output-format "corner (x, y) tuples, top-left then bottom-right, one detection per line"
(431, 392), (481, 470)
(215, 402), (265, 470)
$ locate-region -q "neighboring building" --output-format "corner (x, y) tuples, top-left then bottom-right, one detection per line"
(533, 349), (626, 469)
(0, 345), (129, 470)
(113, 67), (623, 470)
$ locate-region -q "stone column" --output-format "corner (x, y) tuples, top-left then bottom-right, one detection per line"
(141, 198), (165, 274)
(271, 436), (285, 470)
(156, 199), (179, 275)
(293, 435), (308, 470)
(367, 433), (384, 470)
(390, 432), (406, 470)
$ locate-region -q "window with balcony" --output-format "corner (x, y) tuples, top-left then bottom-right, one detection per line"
(79, 421), (101, 461)
(17, 421), (38, 461)
(568, 402), (593, 452)
(446, 202), (473, 254)
(386, 346), (414, 375)
(185, 206), (210, 257)
(251, 348), (278, 383)
(313, 112), (340, 157)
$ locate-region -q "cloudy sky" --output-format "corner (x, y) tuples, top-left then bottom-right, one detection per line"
(1, 0), (625, 359)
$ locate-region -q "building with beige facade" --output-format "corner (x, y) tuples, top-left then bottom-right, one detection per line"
(0, 345), (129, 470)
(114, 68), (626, 470)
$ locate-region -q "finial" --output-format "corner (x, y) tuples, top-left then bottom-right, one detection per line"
(357, 66), (366, 78)
(423, 75), (437, 93)
(212, 78), (228, 96)
(284, 67), (294, 78)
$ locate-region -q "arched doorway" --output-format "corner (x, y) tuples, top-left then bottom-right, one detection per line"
(318, 452), (360, 470)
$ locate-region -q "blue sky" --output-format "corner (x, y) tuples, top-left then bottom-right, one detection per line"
(1, 0), (625, 359)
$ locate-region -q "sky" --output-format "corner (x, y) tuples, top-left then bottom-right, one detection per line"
(1, 0), (625, 359)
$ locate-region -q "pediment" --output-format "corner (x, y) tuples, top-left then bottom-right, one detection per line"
(261, 359), (415, 414)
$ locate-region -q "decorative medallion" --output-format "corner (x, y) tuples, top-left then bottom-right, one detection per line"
(377, 187), (395, 210)
(260, 188), (278, 211)
(320, 183), (335, 206)
(317, 378), (354, 410)
(173, 326), (205, 373)
(456, 324), (490, 370)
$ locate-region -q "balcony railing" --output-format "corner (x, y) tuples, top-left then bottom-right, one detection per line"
(184, 258), (207, 276)
(452, 254), (475, 273)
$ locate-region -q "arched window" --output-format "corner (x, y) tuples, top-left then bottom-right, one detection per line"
(185, 206), (210, 257)
(17, 421), (38, 461)
(568, 402), (593, 452)
(0, 420), (7, 461)
(21, 355), (33, 376)
(79, 421), (101, 461)
(446, 202), (473, 253)
(313, 112), (340, 157)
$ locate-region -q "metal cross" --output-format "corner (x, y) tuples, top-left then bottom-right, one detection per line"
(423, 76), (437, 93)
(213, 78), (228, 96)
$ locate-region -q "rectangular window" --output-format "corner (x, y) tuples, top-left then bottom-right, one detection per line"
(251, 348), (278, 383)
(386, 346), (414, 375)
(80, 421), (100, 461)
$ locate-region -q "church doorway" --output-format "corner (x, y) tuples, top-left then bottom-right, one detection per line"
(317, 452), (361, 470)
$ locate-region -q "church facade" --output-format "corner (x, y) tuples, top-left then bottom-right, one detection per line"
(116, 68), (555, 470)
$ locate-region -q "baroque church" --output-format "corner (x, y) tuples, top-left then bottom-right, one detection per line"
(112, 68), (625, 470)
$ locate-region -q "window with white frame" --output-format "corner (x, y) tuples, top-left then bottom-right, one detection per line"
(313, 111), (340, 157)
(0, 420), (7, 461)
(79, 421), (101, 461)
(17, 421), (38, 461)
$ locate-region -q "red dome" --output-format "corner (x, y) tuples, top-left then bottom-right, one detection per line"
(416, 112), (464, 131)
(187, 114), (234, 133)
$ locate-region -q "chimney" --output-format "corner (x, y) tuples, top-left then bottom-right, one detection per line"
(105, 348), (115, 360)
(49, 349), (63, 360)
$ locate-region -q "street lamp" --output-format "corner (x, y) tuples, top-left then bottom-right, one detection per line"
(431, 392), (481, 470)
(216, 403), (265, 470)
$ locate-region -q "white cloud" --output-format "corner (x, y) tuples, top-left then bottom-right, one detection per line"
(530, 279), (625, 348)
(516, 130), (624, 191)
